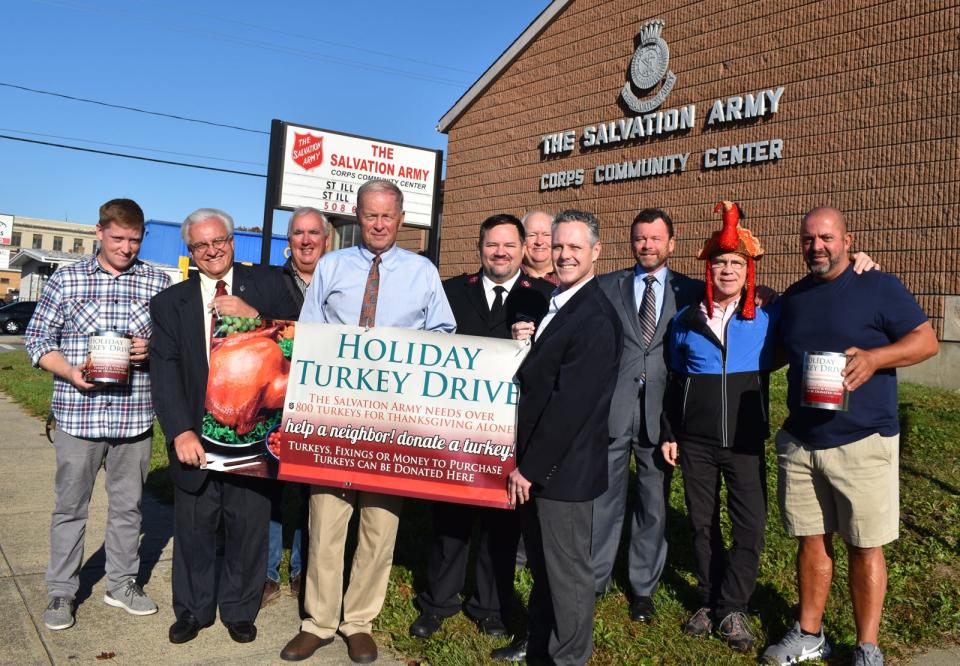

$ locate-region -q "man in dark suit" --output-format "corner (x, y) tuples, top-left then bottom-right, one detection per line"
(590, 209), (702, 622)
(409, 214), (552, 640)
(150, 208), (298, 645)
(493, 209), (623, 665)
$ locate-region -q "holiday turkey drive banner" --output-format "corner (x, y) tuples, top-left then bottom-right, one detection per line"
(201, 321), (529, 509)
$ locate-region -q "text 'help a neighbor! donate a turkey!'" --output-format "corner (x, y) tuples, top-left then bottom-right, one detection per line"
(201, 321), (529, 509)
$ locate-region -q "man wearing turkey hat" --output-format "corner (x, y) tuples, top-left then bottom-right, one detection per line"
(660, 201), (776, 654)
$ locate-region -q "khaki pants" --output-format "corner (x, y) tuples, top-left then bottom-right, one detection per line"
(301, 486), (403, 638)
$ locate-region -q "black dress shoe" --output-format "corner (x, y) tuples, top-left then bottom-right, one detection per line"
(224, 620), (257, 643)
(169, 612), (203, 644)
(491, 637), (527, 662)
(409, 611), (444, 638)
(630, 596), (655, 623)
(474, 615), (508, 637)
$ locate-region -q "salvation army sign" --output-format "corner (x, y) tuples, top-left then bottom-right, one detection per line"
(276, 324), (529, 509)
(272, 122), (442, 229)
(291, 132), (323, 170)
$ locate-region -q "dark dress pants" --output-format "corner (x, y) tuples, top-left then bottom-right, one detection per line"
(679, 440), (766, 618)
(592, 431), (673, 598)
(172, 472), (271, 625)
(416, 500), (521, 619)
(523, 496), (595, 666)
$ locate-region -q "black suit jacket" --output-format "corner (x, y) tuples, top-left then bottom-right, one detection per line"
(442, 271), (553, 339)
(280, 258), (306, 311)
(149, 264), (299, 493)
(514, 278), (623, 502)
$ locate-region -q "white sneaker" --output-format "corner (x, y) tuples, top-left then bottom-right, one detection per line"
(761, 621), (832, 664)
(104, 578), (158, 616)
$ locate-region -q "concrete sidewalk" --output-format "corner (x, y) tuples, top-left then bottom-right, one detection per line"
(0, 395), (391, 665)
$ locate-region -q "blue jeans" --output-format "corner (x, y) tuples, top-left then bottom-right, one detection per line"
(267, 481), (307, 582)
(267, 520), (301, 582)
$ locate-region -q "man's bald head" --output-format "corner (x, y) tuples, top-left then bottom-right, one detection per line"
(800, 206), (852, 281)
(802, 206), (847, 234)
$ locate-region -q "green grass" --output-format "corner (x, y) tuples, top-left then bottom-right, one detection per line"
(375, 370), (960, 665)
(3, 350), (958, 663)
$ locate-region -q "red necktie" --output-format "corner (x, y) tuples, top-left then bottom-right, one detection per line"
(211, 279), (227, 350)
(359, 256), (381, 328)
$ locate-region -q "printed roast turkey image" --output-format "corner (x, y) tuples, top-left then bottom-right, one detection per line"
(202, 319), (295, 446)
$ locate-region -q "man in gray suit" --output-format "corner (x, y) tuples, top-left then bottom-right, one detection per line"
(591, 208), (702, 622)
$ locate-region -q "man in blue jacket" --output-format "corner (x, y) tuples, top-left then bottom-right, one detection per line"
(660, 201), (774, 654)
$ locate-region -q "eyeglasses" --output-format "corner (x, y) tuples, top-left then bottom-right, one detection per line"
(710, 258), (748, 271)
(188, 236), (232, 253)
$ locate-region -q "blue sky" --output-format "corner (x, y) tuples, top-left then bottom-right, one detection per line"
(0, 0), (547, 232)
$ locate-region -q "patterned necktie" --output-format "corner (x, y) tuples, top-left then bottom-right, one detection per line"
(490, 285), (506, 321)
(359, 255), (382, 328)
(210, 279), (227, 351)
(639, 274), (658, 349)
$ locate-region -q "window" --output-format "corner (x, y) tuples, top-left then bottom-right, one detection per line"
(72, 238), (85, 254)
(335, 222), (361, 249)
(0, 278), (8, 284)
(53, 236), (63, 251)
(32, 234), (42, 249)
(11, 232), (20, 247)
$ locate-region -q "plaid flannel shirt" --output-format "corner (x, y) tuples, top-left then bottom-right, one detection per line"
(24, 254), (171, 439)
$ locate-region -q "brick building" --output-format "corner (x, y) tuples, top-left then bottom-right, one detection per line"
(437, 0), (959, 386)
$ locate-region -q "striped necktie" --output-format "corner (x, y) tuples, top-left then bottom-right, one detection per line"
(639, 274), (657, 348)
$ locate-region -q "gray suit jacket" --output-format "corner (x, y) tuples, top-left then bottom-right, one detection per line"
(598, 267), (702, 444)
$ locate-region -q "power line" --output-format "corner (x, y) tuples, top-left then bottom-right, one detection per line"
(0, 127), (265, 166)
(0, 81), (269, 135)
(29, 0), (472, 87)
(0, 134), (266, 178)
(174, 7), (479, 76)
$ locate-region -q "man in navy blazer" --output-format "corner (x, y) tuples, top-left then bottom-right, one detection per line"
(150, 208), (298, 646)
(493, 210), (623, 666)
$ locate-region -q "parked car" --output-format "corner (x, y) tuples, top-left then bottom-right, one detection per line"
(0, 301), (38, 334)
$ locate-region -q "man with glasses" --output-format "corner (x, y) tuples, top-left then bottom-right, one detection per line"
(281, 179), (454, 664)
(150, 208), (297, 646)
(659, 201), (773, 654)
(25, 199), (170, 631)
(262, 207), (331, 608)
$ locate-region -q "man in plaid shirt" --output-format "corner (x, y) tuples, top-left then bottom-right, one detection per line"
(25, 199), (171, 631)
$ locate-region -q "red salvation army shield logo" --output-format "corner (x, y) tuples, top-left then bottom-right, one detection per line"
(291, 132), (324, 170)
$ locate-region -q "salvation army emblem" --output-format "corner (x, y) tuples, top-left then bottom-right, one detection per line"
(291, 132), (324, 170)
(621, 19), (677, 114)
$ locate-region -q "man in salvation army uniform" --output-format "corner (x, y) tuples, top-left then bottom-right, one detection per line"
(408, 213), (554, 640)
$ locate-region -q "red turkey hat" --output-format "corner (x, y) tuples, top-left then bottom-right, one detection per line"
(698, 200), (764, 319)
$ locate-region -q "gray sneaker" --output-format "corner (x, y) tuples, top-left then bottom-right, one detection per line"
(683, 606), (713, 637)
(761, 622), (832, 664)
(853, 642), (884, 666)
(717, 611), (756, 652)
(43, 597), (75, 630)
(104, 578), (158, 616)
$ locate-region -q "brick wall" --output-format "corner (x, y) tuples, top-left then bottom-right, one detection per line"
(439, 0), (959, 335)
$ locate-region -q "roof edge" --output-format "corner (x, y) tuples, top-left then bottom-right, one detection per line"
(437, 0), (572, 134)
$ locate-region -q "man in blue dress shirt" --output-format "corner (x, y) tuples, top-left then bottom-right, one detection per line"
(281, 179), (455, 664)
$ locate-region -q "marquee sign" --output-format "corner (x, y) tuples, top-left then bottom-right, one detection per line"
(537, 16), (787, 192)
(268, 122), (443, 229)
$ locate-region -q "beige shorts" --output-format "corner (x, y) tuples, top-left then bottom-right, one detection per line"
(776, 429), (899, 548)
